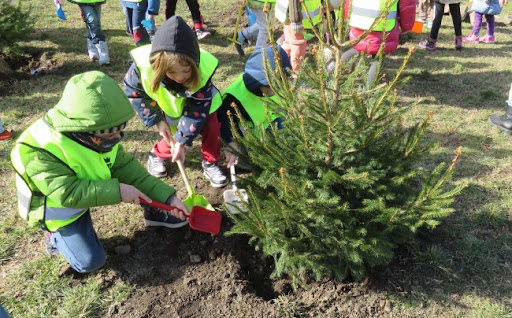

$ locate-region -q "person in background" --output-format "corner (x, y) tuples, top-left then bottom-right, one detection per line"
(234, 0), (273, 57)
(218, 45), (292, 168)
(165, 0), (212, 40)
(59, 0), (110, 64)
(462, 0), (504, 44)
(0, 118), (13, 140)
(275, 0), (318, 73)
(418, 0), (463, 51)
(124, 16), (228, 187)
(10, 71), (189, 274)
(342, 0), (415, 87)
(418, 0), (434, 28)
(144, 2), (159, 41)
(489, 82), (512, 134)
(121, 0), (159, 46)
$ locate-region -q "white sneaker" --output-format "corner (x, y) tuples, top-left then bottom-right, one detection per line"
(95, 41), (110, 65)
(202, 161), (228, 188)
(147, 151), (167, 178)
(86, 38), (99, 61)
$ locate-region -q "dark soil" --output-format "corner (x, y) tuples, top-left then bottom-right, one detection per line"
(98, 177), (395, 318)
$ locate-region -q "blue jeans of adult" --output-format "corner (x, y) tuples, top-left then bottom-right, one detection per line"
(78, 3), (106, 44)
(49, 210), (106, 273)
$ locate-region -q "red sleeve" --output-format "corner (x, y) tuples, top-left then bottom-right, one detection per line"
(398, 0), (416, 33)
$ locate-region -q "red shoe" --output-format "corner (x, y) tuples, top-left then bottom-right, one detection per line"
(0, 129), (13, 140)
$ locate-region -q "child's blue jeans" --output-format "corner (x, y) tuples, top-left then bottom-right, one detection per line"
(50, 210), (106, 273)
(78, 3), (106, 44)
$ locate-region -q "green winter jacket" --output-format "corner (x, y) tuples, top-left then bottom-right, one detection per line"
(11, 71), (176, 231)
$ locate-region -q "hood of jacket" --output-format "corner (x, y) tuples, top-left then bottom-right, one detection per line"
(150, 15), (200, 66)
(44, 71), (135, 133)
(243, 45), (292, 93)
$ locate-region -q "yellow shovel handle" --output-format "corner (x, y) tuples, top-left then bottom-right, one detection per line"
(167, 125), (194, 197)
(227, 5), (243, 44)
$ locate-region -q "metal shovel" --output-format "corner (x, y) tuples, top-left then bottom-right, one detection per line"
(223, 164), (248, 214)
(140, 198), (221, 235)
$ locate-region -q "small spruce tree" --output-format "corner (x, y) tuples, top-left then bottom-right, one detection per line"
(0, 0), (34, 56)
(225, 0), (466, 289)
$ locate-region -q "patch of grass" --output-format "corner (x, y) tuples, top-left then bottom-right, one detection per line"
(0, 256), (133, 317)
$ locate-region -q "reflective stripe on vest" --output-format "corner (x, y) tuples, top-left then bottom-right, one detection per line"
(11, 119), (117, 231)
(130, 45), (222, 119)
(223, 75), (281, 130)
(45, 206), (86, 220)
(275, 0), (321, 28)
(349, 0), (397, 32)
(301, 0), (322, 29)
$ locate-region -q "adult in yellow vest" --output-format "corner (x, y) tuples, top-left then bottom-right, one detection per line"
(125, 16), (228, 187)
(218, 45), (292, 168)
(59, 0), (110, 64)
(11, 71), (189, 274)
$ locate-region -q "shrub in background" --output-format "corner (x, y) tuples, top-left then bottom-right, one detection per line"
(225, 2), (466, 289)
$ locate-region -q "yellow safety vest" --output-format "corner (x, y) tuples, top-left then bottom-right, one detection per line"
(223, 75), (282, 131)
(349, 0), (398, 32)
(130, 45), (222, 120)
(11, 119), (118, 231)
(275, 0), (322, 29)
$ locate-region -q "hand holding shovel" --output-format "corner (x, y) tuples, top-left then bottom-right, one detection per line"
(140, 198), (221, 234)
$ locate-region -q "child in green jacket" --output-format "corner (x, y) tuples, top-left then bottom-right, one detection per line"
(11, 71), (189, 274)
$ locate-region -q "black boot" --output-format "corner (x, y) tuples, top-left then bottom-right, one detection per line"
(490, 106), (512, 135)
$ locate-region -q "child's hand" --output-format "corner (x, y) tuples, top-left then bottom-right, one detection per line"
(171, 142), (186, 163)
(156, 120), (173, 146)
(237, 0), (245, 5)
(224, 142), (239, 169)
(120, 183), (152, 204)
(499, 0), (508, 6)
(168, 195), (190, 219)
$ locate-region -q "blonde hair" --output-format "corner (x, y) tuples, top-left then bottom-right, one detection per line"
(149, 51), (200, 93)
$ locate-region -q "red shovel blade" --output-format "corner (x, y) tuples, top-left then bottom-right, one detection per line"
(189, 206), (221, 235)
(140, 199), (222, 235)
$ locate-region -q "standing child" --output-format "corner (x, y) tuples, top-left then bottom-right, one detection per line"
(342, 0), (415, 87)
(418, 0), (435, 28)
(165, 0), (211, 39)
(60, 0), (110, 64)
(463, 0), (503, 44)
(121, 0), (159, 46)
(234, 0), (273, 57)
(419, 0), (463, 51)
(218, 45), (292, 167)
(11, 71), (189, 274)
(124, 16), (228, 187)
